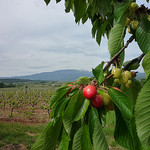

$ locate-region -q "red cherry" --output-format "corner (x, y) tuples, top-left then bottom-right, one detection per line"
(112, 87), (122, 92)
(83, 85), (97, 100)
(91, 94), (104, 108)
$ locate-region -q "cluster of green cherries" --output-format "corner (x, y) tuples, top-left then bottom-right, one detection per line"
(126, 2), (150, 34)
(111, 67), (136, 88)
(126, 2), (139, 34)
(67, 67), (136, 110)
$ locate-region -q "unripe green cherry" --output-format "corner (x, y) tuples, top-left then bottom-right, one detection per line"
(119, 72), (129, 84)
(124, 70), (132, 79)
(148, 15), (150, 21)
(114, 79), (120, 83)
(111, 68), (121, 79)
(101, 92), (112, 106)
(127, 80), (132, 84)
(125, 17), (131, 26)
(125, 80), (132, 88)
(130, 2), (138, 12)
(131, 20), (139, 30)
(128, 26), (132, 34)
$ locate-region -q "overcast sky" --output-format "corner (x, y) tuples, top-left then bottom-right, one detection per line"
(0, 0), (149, 77)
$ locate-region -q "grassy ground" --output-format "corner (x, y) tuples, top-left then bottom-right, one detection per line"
(0, 122), (46, 149)
(0, 111), (125, 150)
(104, 111), (125, 149)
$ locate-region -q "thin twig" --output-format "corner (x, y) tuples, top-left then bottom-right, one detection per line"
(101, 74), (114, 85)
(103, 35), (135, 72)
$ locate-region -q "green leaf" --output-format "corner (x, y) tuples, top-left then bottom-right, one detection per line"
(108, 88), (133, 128)
(69, 121), (82, 149)
(114, 1), (130, 23)
(114, 106), (142, 150)
(96, 28), (102, 45)
(92, 61), (105, 84)
(58, 129), (70, 150)
(72, 126), (82, 150)
(80, 125), (92, 150)
(91, 17), (109, 45)
(97, 0), (111, 18)
(72, 124), (92, 150)
(49, 86), (70, 108)
(114, 106), (134, 149)
(62, 91), (87, 134)
(82, 13), (88, 24)
(142, 51), (150, 79)
(56, 0), (61, 3)
(31, 117), (62, 150)
(130, 116), (143, 150)
(123, 60), (140, 70)
(44, 0), (51, 5)
(108, 16), (126, 61)
(65, 0), (74, 13)
(88, 108), (98, 140)
(87, 2), (96, 19)
(88, 108), (109, 150)
(100, 19), (109, 36)
(98, 107), (107, 128)
(74, 99), (90, 121)
(62, 92), (79, 134)
(74, 0), (87, 22)
(135, 78), (150, 148)
(91, 20), (99, 38)
(50, 97), (70, 118)
(136, 17), (150, 54)
(121, 78), (142, 106)
(76, 76), (90, 85)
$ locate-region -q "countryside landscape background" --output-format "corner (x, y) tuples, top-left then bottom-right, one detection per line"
(0, 69), (145, 81)
(0, 69), (145, 149)
(0, 0), (149, 149)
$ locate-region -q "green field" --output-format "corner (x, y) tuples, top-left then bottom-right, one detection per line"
(0, 122), (46, 149)
(0, 111), (124, 150)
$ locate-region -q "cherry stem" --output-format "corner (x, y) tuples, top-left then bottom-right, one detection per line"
(99, 85), (109, 91)
(103, 35), (135, 72)
(97, 87), (108, 93)
(101, 74), (114, 85)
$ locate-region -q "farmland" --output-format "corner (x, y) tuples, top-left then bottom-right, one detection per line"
(0, 80), (62, 123)
(0, 80), (124, 149)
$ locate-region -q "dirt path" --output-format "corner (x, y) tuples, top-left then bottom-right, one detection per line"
(0, 144), (27, 150)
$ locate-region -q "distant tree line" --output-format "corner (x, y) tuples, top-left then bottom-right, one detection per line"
(0, 82), (16, 88)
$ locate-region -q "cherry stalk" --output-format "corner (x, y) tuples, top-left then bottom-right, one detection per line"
(103, 35), (135, 72)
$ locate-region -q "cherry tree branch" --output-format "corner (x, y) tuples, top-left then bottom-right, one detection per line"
(103, 35), (135, 72)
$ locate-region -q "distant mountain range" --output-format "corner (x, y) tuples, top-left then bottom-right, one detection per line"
(0, 69), (145, 82)
(0, 69), (92, 82)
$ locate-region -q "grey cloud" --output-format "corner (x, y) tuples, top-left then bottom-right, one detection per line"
(0, 0), (145, 77)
